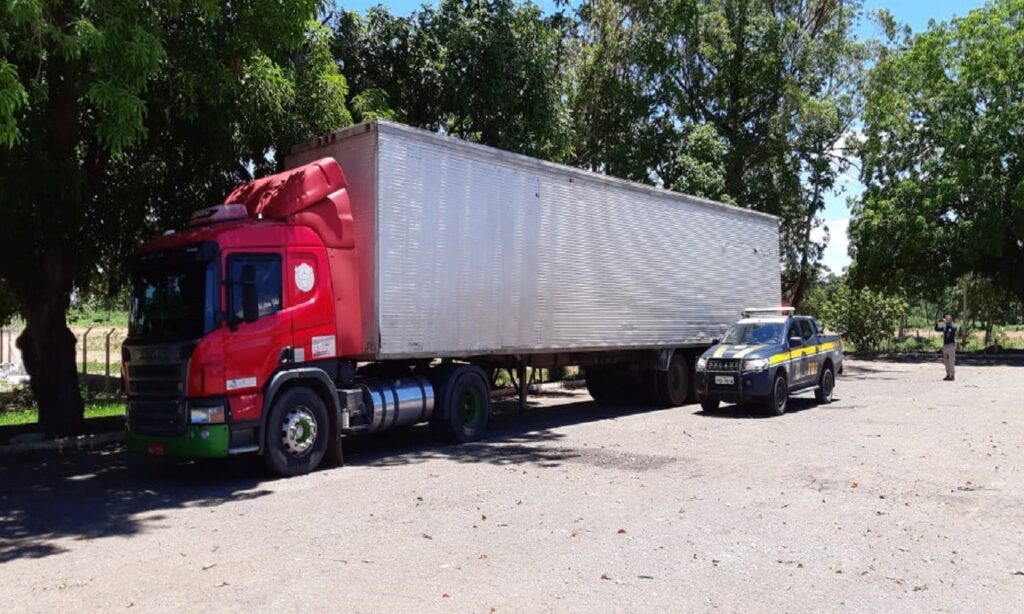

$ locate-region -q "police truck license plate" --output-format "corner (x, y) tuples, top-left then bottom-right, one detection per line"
(714, 375), (735, 385)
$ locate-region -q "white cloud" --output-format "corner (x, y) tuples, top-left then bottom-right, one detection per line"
(811, 218), (851, 274)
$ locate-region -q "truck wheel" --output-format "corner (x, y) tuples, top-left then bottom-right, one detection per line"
(815, 366), (835, 404)
(699, 396), (720, 413)
(765, 373), (788, 416)
(654, 354), (689, 407)
(585, 368), (622, 404)
(264, 386), (330, 477)
(431, 365), (491, 443)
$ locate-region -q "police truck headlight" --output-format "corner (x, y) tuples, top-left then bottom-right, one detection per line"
(190, 404), (226, 424)
(742, 358), (769, 373)
(695, 357), (707, 371)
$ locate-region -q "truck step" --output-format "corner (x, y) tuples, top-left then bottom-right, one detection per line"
(228, 445), (260, 455)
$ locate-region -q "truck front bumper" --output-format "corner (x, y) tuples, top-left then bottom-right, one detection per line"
(696, 368), (773, 403)
(126, 424), (230, 458)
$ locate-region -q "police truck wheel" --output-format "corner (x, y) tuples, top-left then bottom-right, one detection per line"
(654, 354), (689, 407)
(699, 396), (720, 413)
(264, 386), (330, 477)
(431, 365), (491, 443)
(815, 367), (835, 404)
(765, 373), (788, 416)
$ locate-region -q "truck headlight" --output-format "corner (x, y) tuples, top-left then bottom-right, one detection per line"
(742, 358), (769, 373)
(695, 356), (707, 371)
(190, 404), (226, 424)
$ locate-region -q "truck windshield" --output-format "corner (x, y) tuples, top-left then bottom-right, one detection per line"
(722, 322), (785, 345)
(129, 262), (218, 343)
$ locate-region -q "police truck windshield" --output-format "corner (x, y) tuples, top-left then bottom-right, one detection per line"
(721, 322), (786, 345)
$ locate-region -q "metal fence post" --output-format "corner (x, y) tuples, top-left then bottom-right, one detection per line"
(82, 327), (93, 374)
(105, 328), (116, 377)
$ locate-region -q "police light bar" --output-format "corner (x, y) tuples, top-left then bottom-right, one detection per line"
(189, 203), (250, 227)
(742, 306), (796, 317)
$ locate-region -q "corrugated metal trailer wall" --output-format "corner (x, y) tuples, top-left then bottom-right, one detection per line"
(287, 121), (781, 360)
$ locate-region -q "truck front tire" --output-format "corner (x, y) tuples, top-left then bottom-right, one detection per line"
(765, 373), (788, 416)
(264, 386), (330, 477)
(431, 365), (491, 443)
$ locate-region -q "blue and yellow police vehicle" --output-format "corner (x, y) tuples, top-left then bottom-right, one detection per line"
(695, 307), (843, 415)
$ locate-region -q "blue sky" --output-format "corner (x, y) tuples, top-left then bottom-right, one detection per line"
(335, 0), (987, 271)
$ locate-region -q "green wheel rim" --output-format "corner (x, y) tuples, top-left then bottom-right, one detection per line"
(461, 387), (483, 428)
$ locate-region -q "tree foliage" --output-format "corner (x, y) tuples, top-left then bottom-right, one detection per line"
(0, 0), (350, 434)
(332, 0), (574, 160)
(818, 283), (909, 351)
(851, 0), (1024, 302)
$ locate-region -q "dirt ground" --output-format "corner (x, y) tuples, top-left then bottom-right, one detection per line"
(2, 357), (1023, 613)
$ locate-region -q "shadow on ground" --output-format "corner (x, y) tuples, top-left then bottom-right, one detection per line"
(0, 393), (669, 565)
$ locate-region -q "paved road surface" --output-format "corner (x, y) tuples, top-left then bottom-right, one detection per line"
(2, 358), (1023, 612)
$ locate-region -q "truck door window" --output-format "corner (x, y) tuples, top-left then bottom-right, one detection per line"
(799, 320), (814, 340)
(227, 254), (282, 322)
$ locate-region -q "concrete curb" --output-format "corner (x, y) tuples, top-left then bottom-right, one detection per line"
(0, 431), (124, 457)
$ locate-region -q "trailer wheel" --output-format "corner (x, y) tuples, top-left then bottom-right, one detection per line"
(585, 368), (622, 404)
(765, 372), (788, 416)
(654, 354), (689, 407)
(815, 366), (835, 404)
(431, 365), (491, 443)
(264, 386), (330, 477)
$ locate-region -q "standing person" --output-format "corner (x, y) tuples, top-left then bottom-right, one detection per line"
(935, 314), (957, 381)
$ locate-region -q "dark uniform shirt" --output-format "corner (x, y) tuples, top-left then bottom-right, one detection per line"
(935, 322), (957, 345)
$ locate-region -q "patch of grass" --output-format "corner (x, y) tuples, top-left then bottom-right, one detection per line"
(67, 307), (129, 327)
(0, 401), (125, 427)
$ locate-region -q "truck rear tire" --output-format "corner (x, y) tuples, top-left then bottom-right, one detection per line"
(585, 368), (623, 404)
(263, 386), (330, 477)
(765, 373), (788, 416)
(431, 365), (491, 443)
(815, 366), (835, 404)
(654, 354), (689, 407)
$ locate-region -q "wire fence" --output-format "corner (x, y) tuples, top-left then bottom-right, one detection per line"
(0, 327), (127, 386)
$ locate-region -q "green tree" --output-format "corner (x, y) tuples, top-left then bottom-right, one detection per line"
(0, 1), (350, 434)
(818, 283), (908, 352)
(573, 0), (867, 307)
(851, 0), (1024, 303)
(332, 0), (574, 160)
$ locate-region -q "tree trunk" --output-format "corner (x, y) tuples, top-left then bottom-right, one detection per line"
(13, 254), (84, 436)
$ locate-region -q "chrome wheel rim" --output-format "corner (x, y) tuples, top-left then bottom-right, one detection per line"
(281, 406), (318, 456)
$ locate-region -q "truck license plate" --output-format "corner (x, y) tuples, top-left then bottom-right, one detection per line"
(148, 443), (165, 456)
(714, 375), (735, 385)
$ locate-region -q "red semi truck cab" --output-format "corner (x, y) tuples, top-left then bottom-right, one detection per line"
(124, 159), (366, 473)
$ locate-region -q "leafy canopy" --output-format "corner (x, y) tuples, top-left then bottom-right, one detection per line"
(851, 0), (1024, 301)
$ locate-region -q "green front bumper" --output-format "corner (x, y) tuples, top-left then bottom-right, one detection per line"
(126, 424), (230, 458)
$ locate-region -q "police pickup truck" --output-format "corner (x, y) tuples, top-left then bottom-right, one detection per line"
(694, 308), (842, 415)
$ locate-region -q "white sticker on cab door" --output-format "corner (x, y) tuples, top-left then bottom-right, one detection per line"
(311, 335), (336, 358)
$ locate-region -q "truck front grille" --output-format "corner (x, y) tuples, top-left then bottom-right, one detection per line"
(125, 357), (188, 436)
(128, 398), (187, 436)
(707, 358), (741, 372)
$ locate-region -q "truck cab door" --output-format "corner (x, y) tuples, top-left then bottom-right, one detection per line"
(221, 251), (290, 422)
(787, 321), (810, 388)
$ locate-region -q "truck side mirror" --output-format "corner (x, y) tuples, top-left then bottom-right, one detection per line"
(710, 338), (720, 345)
(240, 264), (259, 324)
(789, 337), (803, 348)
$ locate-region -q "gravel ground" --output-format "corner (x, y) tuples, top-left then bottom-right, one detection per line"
(2, 357), (1023, 613)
